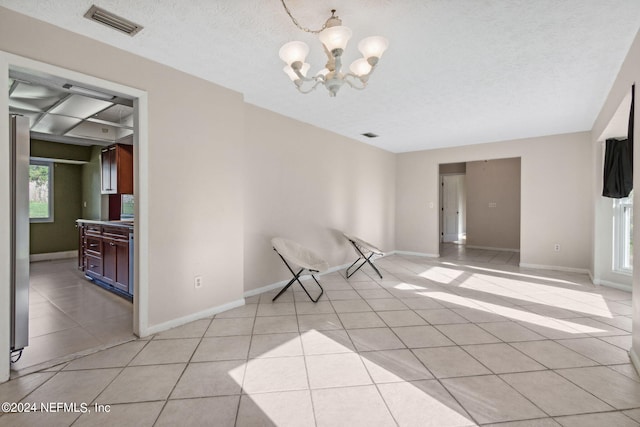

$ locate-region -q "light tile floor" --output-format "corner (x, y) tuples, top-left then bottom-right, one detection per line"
(1, 245), (639, 426)
(11, 259), (134, 374)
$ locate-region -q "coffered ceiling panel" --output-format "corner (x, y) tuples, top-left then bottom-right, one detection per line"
(8, 79), (133, 145)
(32, 114), (82, 135)
(48, 94), (113, 119)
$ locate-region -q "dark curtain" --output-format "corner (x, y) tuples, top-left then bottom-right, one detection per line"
(602, 84), (635, 198)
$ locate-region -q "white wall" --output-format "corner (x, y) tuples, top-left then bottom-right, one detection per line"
(0, 7), (246, 380)
(243, 105), (396, 292)
(591, 27), (640, 372)
(396, 132), (593, 270)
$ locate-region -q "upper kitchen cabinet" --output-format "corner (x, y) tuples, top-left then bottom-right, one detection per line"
(101, 143), (133, 194)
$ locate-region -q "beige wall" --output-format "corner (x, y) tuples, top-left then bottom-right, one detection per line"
(591, 27), (640, 371)
(439, 162), (466, 174)
(243, 105), (396, 292)
(0, 7), (245, 341)
(466, 158), (521, 250)
(396, 132), (592, 268)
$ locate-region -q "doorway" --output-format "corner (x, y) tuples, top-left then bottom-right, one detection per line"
(439, 162), (467, 244)
(439, 158), (521, 254)
(2, 55), (149, 378)
(441, 174), (466, 243)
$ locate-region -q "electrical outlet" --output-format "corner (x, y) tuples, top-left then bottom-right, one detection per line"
(554, 243), (560, 252)
(194, 276), (203, 289)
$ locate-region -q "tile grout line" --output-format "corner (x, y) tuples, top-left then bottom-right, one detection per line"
(69, 338), (152, 425)
(148, 316), (214, 427)
(6, 249), (637, 425)
(232, 302), (260, 426)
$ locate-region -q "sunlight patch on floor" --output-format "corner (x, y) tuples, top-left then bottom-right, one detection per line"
(424, 292), (605, 334)
(436, 268), (615, 318)
(393, 282), (431, 291)
(418, 266), (465, 284)
(440, 262), (577, 285)
(228, 329), (475, 426)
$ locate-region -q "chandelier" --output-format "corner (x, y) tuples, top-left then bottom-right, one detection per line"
(278, 1), (389, 97)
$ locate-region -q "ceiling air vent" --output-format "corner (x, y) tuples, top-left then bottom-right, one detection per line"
(84, 5), (143, 36)
(361, 132), (379, 138)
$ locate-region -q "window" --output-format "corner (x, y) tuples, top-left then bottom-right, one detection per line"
(121, 194), (134, 219)
(29, 161), (54, 223)
(613, 192), (633, 273)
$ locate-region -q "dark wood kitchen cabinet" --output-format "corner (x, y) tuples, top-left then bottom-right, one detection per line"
(77, 220), (132, 299)
(101, 226), (130, 293)
(101, 143), (133, 194)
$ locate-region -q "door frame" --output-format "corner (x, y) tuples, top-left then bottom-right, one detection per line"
(0, 51), (150, 382)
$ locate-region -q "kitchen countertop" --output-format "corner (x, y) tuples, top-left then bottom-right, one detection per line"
(76, 219), (134, 229)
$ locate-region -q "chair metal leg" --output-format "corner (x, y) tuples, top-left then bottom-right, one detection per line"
(273, 250), (323, 303)
(345, 240), (383, 279)
(346, 257), (366, 278)
(297, 274), (324, 303)
(364, 253), (383, 279)
(271, 270), (302, 302)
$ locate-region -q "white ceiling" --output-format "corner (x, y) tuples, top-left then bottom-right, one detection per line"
(2, 0), (640, 153)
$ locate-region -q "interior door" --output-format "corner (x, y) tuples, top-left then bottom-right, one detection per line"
(442, 175), (465, 242)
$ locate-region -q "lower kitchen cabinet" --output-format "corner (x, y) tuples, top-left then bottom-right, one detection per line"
(102, 236), (129, 293)
(77, 220), (133, 299)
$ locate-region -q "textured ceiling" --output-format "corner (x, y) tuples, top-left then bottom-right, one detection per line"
(2, 0), (640, 153)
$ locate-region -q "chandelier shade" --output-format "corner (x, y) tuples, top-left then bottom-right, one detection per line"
(318, 25), (353, 52)
(278, 41), (309, 66)
(358, 36), (389, 62)
(283, 63), (310, 81)
(278, 3), (389, 97)
(349, 58), (372, 76)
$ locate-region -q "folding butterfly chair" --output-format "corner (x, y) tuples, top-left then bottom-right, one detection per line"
(343, 233), (384, 279)
(271, 237), (328, 303)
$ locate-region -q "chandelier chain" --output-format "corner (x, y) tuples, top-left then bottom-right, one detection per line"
(280, 0), (328, 34)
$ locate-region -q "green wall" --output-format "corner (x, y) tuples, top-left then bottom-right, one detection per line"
(29, 141), (101, 254)
(31, 139), (92, 162)
(29, 162), (83, 254)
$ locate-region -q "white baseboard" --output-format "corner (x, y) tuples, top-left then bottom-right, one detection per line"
(141, 298), (245, 337)
(519, 263), (590, 275)
(244, 281), (284, 298)
(630, 348), (640, 377)
(592, 278), (632, 292)
(244, 261), (354, 298)
(392, 250), (440, 258)
(243, 251), (400, 298)
(466, 245), (520, 252)
(30, 250), (78, 262)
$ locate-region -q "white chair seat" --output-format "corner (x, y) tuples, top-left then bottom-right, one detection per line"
(343, 233), (384, 279)
(343, 233), (384, 256)
(272, 238), (329, 272)
(271, 237), (327, 303)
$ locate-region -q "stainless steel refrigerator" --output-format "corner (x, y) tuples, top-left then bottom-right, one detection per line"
(10, 115), (29, 355)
